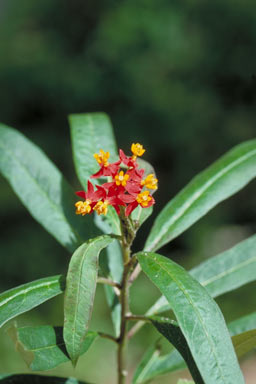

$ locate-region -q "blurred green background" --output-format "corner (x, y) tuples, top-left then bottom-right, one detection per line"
(0, 0), (256, 382)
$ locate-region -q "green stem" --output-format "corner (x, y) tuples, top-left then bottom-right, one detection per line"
(98, 332), (118, 344)
(117, 208), (136, 384)
(97, 277), (121, 290)
(117, 259), (131, 384)
(127, 320), (144, 340)
(126, 314), (151, 322)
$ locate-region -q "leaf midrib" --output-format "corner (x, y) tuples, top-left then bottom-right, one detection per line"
(0, 280), (59, 308)
(149, 252), (256, 316)
(134, 351), (160, 384)
(69, 238), (104, 357)
(145, 255), (227, 383)
(0, 279), (61, 327)
(0, 140), (81, 243)
(25, 341), (66, 354)
(73, 114), (103, 189)
(201, 254), (256, 288)
(148, 147), (256, 251)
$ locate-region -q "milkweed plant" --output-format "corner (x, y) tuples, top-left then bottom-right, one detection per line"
(0, 113), (256, 384)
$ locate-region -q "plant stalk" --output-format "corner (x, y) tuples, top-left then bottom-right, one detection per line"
(117, 209), (136, 384)
(97, 277), (121, 290)
(117, 257), (131, 384)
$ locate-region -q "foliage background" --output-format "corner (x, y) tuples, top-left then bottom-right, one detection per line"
(0, 0), (256, 382)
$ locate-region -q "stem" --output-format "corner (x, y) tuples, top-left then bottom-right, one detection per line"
(117, 259), (131, 383)
(126, 314), (151, 322)
(127, 320), (144, 339)
(117, 208), (136, 384)
(126, 315), (150, 339)
(99, 332), (118, 344)
(128, 263), (141, 285)
(97, 277), (121, 290)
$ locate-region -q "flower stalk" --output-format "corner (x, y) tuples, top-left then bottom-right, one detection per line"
(117, 209), (137, 384)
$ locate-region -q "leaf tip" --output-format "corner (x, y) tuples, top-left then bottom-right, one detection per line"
(71, 357), (78, 368)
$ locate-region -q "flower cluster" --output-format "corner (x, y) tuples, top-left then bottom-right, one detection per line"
(75, 143), (158, 217)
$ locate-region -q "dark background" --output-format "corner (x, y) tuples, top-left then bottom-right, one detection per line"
(0, 1), (256, 382)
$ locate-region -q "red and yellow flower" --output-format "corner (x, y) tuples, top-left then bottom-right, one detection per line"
(75, 143), (157, 217)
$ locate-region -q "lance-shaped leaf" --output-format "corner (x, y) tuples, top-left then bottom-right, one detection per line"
(8, 324), (97, 371)
(64, 235), (114, 365)
(0, 374), (89, 383)
(132, 344), (161, 384)
(0, 123), (98, 252)
(147, 234), (256, 316)
(137, 311), (256, 382)
(232, 329), (256, 358)
(134, 348), (187, 383)
(70, 113), (122, 336)
(0, 275), (65, 328)
(137, 251), (244, 384)
(94, 206), (123, 337)
(69, 113), (118, 190)
(145, 139), (256, 252)
(150, 317), (204, 384)
(228, 311), (256, 336)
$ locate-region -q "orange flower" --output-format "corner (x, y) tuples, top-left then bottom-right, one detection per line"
(93, 200), (109, 215)
(131, 143), (145, 157)
(93, 149), (110, 167)
(115, 171), (130, 186)
(136, 191), (152, 207)
(141, 174), (158, 190)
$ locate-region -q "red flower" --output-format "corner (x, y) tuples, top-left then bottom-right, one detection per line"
(119, 149), (137, 168)
(75, 143), (157, 217)
(91, 160), (121, 179)
(76, 180), (104, 202)
(119, 190), (155, 216)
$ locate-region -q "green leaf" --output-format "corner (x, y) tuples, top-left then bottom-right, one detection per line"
(0, 123), (97, 252)
(103, 283), (121, 337)
(8, 324), (97, 371)
(177, 380), (195, 384)
(138, 312), (256, 382)
(137, 251), (244, 384)
(228, 311), (256, 336)
(232, 329), (256, 358)
(64, 235), (114, 365)
(94, 206), (123, 337)
(0, 374), (89, 383)
(190, 234), (256, 297)
(70, 112), (122, 336)
(145, 139), (256, 252)
(131, 205), (153, 228)
(134, 349), (186, 383)
(94, 205), (121, 237)
(137, 158), (156, 179)
(147, 234), (256, 316)
(132, 344), (161, 384)
(0, 275), (64, 328)
(69, 112), (118, 190)
(150, 317), (204, 384)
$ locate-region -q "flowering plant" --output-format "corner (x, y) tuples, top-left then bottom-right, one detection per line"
(0, 113), (256, 384)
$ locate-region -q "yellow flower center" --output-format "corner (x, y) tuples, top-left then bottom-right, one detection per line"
(136, 191), (152, 207)
(75, 200), (92, 216)
(93, 200), (109, 215)
(115, 170), (130, 186)
(93, 149), (110, 167)
(141, 174), (158, 190)
(131, 143), (145, 158)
